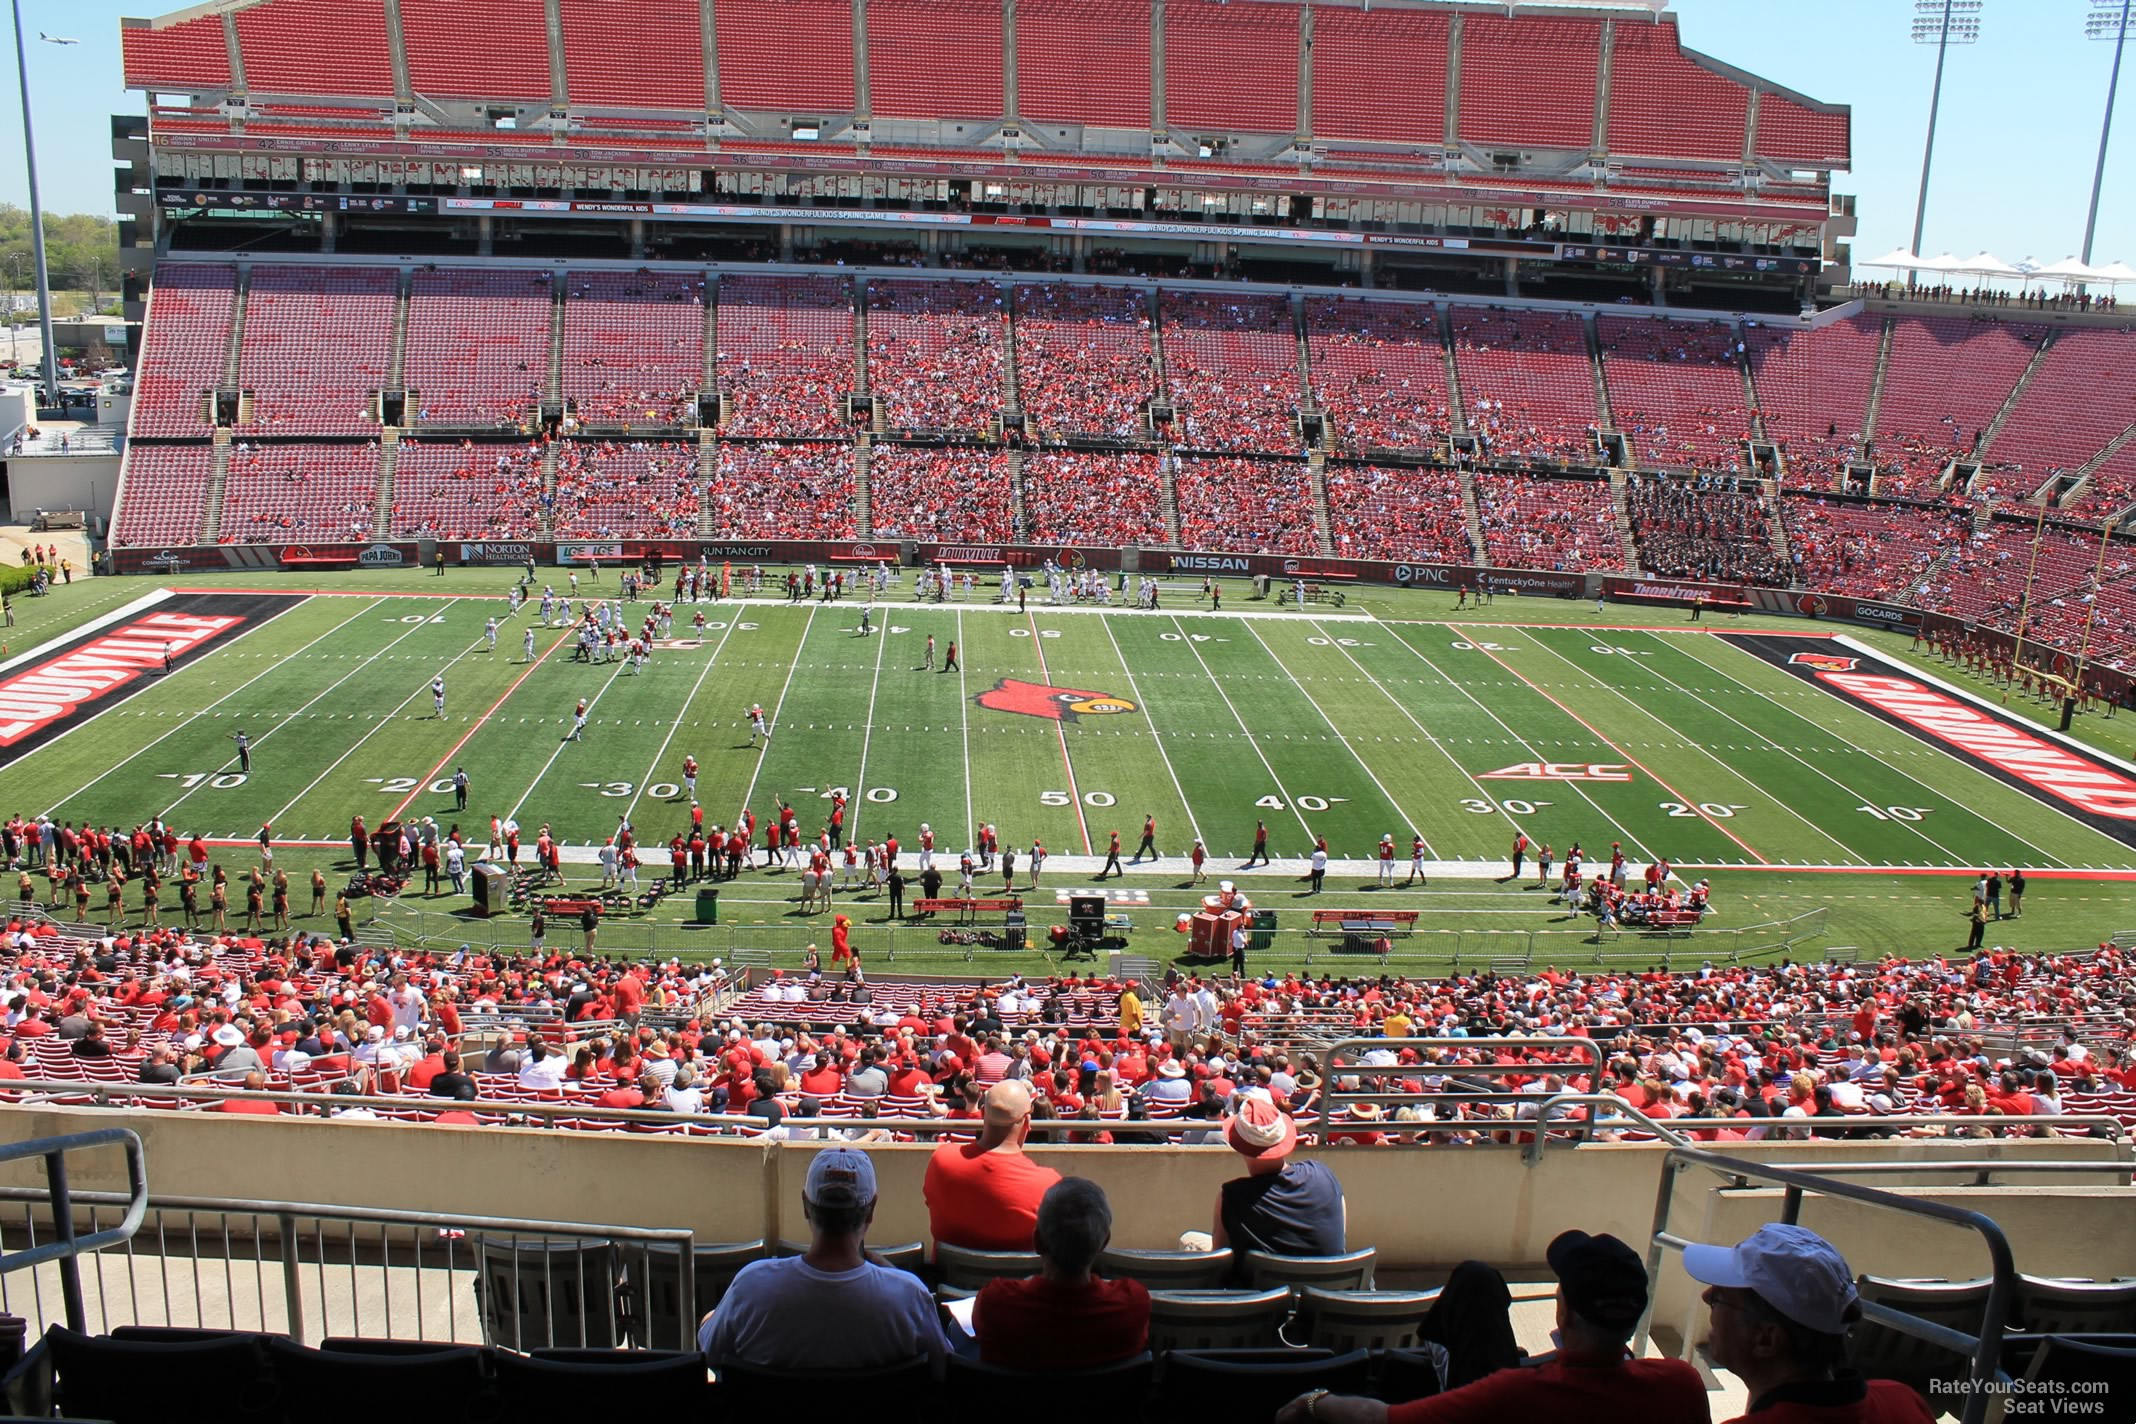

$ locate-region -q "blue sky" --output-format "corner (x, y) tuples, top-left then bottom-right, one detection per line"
(0, 0), (2123, 268)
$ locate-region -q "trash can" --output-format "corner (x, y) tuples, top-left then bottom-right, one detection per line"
(1249, 908), (1277, 951)
(694, 887), (719, 925)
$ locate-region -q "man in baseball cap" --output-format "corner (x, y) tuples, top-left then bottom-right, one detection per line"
(1275, 1226), (1708, 1423)
(698, 1147), (946, 1370)
(1687, 1224), (1929, 1423)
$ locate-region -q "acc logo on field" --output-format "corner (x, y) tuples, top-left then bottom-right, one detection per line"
(975, 678), (1136, 723)
(1479, 762), (1632, 782)
(1788, 651), (1858, 672)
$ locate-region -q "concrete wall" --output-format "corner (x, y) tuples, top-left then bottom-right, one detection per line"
(3, 453), (121, 523)
(2, 1108), (2127, 1285)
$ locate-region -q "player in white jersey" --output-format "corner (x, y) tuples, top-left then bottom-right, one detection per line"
(431, 677), (447, 718)
(523, 625), (537, 661)
(484, 617), (498, 653)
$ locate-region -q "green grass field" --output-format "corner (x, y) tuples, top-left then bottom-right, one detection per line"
(0, 567), (2131, 971)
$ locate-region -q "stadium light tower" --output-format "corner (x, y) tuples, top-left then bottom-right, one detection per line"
(1910, 0), (1983, 265)
(8, 0), (61, 407)
(2083, 0), (2132, 265)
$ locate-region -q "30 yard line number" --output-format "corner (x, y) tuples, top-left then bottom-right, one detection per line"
(1460, 797), (1551, 816)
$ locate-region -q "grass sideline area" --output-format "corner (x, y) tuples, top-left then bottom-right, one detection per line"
(0, 564), (2128, 975)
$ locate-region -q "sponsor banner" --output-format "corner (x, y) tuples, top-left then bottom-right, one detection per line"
(917, 544), (1119, 571)
(1728, 632), (2136, 846)
(1605, 577), (1749, 607)
(1742, 588), (1924, 631)
(457, 542), (536, 566)
(0, 592), (301, 766)
(556, 541), (625, 566)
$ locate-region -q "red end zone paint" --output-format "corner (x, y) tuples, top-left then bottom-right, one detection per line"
(1728, 633), (2136, 849)
(0, 593), (301, 767)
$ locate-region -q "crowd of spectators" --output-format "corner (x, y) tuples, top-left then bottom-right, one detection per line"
(551, 440), (702, 540)
(1306, 298), (1452, 453)
(1325, 464), (1473, 564)
(390, 438), (549, 540)
(708, 442), (857, 539)
(1449, 308), (1601, 463)
(1019, 452), (1168, 547)
(560, 270), (706, 428)
(1780, 496), (1968, 601)
(866, 448), (1015, 543)
(715, 275), (858, 438)
(1624, 473), (1788, 587)
(217, 443), (380, 543)
(1163, 292), (1306, 453)
(1011, 283), (1156, 440)
(866, 280), (1008, 435)
(1173, 456), (1321, 554)
(1473, 474), (1624, 572)
(1847, 281), (2121, 313)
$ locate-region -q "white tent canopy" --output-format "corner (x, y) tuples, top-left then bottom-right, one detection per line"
(2028, 256), (2112, 283)
(1961, 251), (2023, 278)
(2088, 261), (2136, 285)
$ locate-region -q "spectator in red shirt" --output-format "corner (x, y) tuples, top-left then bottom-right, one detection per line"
(971, 1177), (1149, 1369)
(216, 1071), (281, 1116)
(1686, 1225), (1932, 1424)
(923, 1079), (1062, 1253)
(1277, 1230), (1707, 1424)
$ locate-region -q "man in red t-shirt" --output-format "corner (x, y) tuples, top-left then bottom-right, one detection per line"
(971, 1177), (1148, 1368)
(923, 1080), (1061, 1252)
(1277, 1230), (1707, 1424)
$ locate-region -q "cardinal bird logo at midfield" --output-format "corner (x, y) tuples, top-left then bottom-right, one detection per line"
(975, 678), (1137, 723)
(1788, 651), (1859, 672)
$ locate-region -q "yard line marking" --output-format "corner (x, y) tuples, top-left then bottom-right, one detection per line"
(1025, 609), (1092, 854)
(1517, 630), (1870, 864)
(1167, 614), (1312, 846)
(1244, 618), (1433, 855)
(1446, 625), (1773, 865)
(388, 624), (581, 825)
(1665, 634), (2071, 870)
(40, 596), (382, 817)
(166, 599), (466, 821)
(1379, 624), (1658, 863)
(507, 656), (629, 827)
(955, 610), (974, 850)
(845, 606), (893, 846)
(738, 606), (816, 820)
(1093, 611), (1203, 849)
(258, 601), (507, 827)
(619, 615), (746, 830)
(1612, 632), (1980, 866)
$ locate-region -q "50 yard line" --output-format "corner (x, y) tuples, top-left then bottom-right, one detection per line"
(1027, 610), (1092, 854)
(955, 609), (974, 849)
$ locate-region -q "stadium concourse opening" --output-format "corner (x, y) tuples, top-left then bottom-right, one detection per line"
(0, 0), (2126, 1415)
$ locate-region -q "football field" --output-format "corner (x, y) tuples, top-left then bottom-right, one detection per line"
(5, 580), (2132, 885)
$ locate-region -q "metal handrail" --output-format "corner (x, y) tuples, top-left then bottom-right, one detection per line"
(1320, 1036), (1605, 1139)
(0, 1129), (147, 1332)
(0, 1182), (697, 1349)
(1520, 1092), (1693, 1164)
(1636, 1146), (2024, 1424)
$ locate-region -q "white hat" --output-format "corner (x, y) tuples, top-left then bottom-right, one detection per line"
(1684, 1224), (1861, 1336)
(211, 1024), (245, 1048)
(366, 1026), (385, 1042)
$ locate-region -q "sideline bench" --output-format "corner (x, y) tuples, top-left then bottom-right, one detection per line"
(1635, 909), (1704, 938)
(1279, 582), (1349, 607)
(912, 896), (1023, 924)
(542, 897), (604, 918)
(1308, 909), (1420, 938)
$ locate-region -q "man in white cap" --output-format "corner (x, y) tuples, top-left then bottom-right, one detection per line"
(1686, 1224), (1930, 1423)
(699, 1147), (946, 1370)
